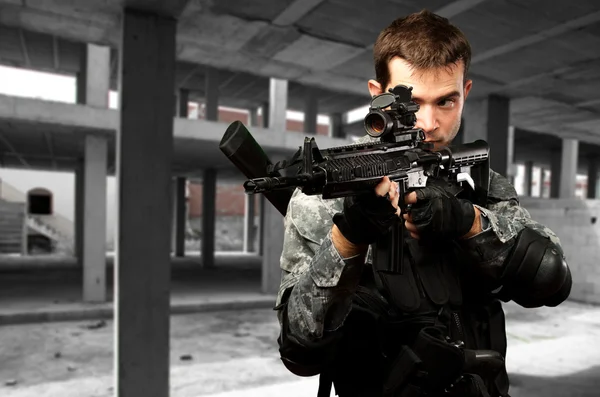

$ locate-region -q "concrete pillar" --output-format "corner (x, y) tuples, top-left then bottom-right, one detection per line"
(74, 162), (84, 263)
(304, 87), (318, 134)
(261, 194), (284, 294)
(75, 42), (110, 302)
(178, 88), (189, 119)
(76, 44), (110, 107)
(587, 157), (599, 199)
(243, 193), (256, 253)
(550, 150), (561, 199)
(260, 79), (288, 294)
(202, 168), (216, 268)
(269, 78), (288, 132)
(524, 161), (534, 197)
(330, 112), (344, 138)
(82, 134), (108, 302)
(258, 196), (265, 256)
(559, 138), (579, 199)
(462, 95), (511, 178)
(248, 107), (259, 127)
(172, 177), (186, 257)
(205, 66), (219, 121)
(115, 9), (175, 397)
(261, 102), (270, 128)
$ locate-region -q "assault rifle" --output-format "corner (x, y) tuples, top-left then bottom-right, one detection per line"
(219, 84), (491, 274)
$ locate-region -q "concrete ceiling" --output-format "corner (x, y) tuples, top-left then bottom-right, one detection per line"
(0, 0), (599, 175)
(0, 0), (599, 144)
(0, 24), (370, 116)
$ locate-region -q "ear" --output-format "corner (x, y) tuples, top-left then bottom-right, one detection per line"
(368, 79), (384, 97)
(463, 79), (473, 100)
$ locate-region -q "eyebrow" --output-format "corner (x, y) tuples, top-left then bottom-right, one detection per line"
(412, 90), (461, 103)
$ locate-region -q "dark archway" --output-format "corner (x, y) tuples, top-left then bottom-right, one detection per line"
(27, 188), (53, 215)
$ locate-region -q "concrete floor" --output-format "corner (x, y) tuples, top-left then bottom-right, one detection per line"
(0, 254), (599, 397)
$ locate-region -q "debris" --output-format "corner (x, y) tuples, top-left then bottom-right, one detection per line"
(67, 365), (77, 372)
(5, 379), (17, 386)
(54, 352), (62, 359)
(80, 320), (107, 330)
(180, 354), (193, 361)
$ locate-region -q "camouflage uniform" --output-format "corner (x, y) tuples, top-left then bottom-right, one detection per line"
(275, 136), (570, 397)
(274, 135), (568, 397)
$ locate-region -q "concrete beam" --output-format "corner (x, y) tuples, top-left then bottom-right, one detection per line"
(272, 0), (325, 26)
(125, 0), (192, 18)
(0, 94), (354, 169)
(115, 8), (176, 397)
(472, 10), (600, 64)
(436, 0), (489, 19)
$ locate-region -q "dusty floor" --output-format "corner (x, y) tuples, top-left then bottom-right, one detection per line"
(1, 300), (600, 397)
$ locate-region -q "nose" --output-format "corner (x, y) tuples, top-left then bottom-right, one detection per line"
(415, 105), (438, 139)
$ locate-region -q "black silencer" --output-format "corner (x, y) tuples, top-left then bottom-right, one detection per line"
(219, 121), (293, 216)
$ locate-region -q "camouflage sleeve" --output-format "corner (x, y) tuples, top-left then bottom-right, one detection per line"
(456, 170), (565, 285)
(276, 189), (364, 348)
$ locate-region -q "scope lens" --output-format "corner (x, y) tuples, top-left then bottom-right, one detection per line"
(365, 113), (386, 136)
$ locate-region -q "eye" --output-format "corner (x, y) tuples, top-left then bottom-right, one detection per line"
(438, 98), (456, 108)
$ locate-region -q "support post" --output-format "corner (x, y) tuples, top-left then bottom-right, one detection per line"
(115, 9), (176, 397)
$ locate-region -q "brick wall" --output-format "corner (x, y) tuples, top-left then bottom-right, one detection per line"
(189, 106), (330, 217)
(519, 197), (600, 305)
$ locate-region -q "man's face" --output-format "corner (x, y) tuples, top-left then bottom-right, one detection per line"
(368, 57), (472, 150)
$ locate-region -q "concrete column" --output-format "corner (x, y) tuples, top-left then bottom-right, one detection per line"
(76, 44), (110, 107)
(550, 150), (561, 199)
(205, 66), (219, 121)
(248, 107), (259, 127)
(202, 168), (216, 268)
(540, 168), (548, 198)
(462, 95), (511, 178)
(178, 88), (189, 119)
(330, 112), (344, 138)
(82, 134), (107, 302)
(115, 9), (175, 397)
(261, 102), (269, 128)
(243, 193), (256, 253)
(524, 161), (534, 197)
(587, 157), (599, 199)
(559, 138), (579, 199)
(171, 177), (186, 257)
(260, 79), (288, 293)
(75, 42), (110, 302)
(74, 162), (84, 263)
(269, 78), (288, 132)
(258, 195), (265, 256)
(304, 87), (318, 134)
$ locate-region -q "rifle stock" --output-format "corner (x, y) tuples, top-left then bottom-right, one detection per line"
(219, 121), (294, 217)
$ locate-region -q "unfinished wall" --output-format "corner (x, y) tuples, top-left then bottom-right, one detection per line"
(519, 197), (600, 305)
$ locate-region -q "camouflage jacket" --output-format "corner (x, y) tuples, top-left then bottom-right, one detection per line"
(275, 138), (566, 348)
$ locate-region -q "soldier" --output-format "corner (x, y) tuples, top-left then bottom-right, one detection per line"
(274, 9), (572, 397)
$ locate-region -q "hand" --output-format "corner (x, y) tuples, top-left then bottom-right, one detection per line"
(332, 176), (402, 246)
(402, 185), (477, 241)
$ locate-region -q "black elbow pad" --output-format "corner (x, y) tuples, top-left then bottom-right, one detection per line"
(500, 227), (570, 307)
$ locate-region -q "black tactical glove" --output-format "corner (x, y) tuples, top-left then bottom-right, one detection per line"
(332, 191), (398, 246)
(409, 185), (475, 241)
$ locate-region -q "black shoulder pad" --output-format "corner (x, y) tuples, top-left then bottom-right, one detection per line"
(500, 227), (570, 308)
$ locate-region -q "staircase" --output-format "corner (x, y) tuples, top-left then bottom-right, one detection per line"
(0, 200), (26, 254)
(0, 179), (74, 255)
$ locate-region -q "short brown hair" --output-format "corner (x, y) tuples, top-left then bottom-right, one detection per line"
(373, 9), (472, 88)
